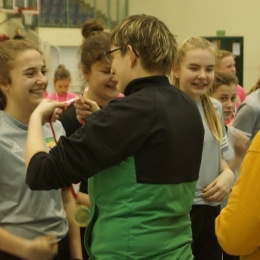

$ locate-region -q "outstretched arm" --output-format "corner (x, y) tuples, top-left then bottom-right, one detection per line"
(26, 99), (66, 168)
(26, 97), (154, 191)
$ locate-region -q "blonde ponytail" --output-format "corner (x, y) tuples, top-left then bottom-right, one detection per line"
(201, 94), (222, 142)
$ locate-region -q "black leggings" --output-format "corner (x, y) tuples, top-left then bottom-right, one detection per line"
(190, 204), (222, 260)
(0, 234), (70, 260)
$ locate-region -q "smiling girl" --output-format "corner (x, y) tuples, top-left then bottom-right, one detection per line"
(0, 40), (82, 260)
(58, 19), (120, 260)
(173, 37), (234, 260)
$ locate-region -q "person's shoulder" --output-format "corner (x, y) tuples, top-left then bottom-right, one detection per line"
(243, 90), (260, 108)
(210, 96), (222, 109)
(210, 97), (223, 116)
(171, 86), (195, 102)
(0, 111), (10, 125)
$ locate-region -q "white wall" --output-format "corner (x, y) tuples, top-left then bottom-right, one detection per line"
(128, 0), (260, 92)
(0, 13), (7, 36)
(38, 27), (82, 47)
(2, 1), (259, 92)
(37, 28), (83, 94)
(46, 46), (82, 95)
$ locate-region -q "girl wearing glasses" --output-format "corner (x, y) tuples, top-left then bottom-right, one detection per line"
(25, 14), (205, 259)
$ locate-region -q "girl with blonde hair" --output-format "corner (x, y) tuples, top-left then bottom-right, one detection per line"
(173, 37), (234, 260)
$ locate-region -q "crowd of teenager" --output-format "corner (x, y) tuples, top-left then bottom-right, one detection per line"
(0, 13), (259, 260)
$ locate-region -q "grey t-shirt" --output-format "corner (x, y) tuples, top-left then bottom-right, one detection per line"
(221, 126), (238, 209)
(233, 89), (260, 140)
(0, 111), (68, 240)
(223, 126), (240, 180)
(194, 98), (228, 206)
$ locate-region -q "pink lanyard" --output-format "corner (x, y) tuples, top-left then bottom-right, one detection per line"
(49, 97), (80, 144)
(49, 96), (81, 198)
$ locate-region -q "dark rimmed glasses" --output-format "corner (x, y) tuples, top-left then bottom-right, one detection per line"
(104, 46), (139, 64)
(104, 47), (122, 64)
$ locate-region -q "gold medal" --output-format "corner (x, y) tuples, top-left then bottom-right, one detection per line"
(73, 205), (90, 227)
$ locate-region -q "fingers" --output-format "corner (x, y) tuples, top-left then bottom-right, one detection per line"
(202, 185), (218, 199)
(27, 234), (58, 260)
(51, 108), (62, 122)
(83, 99), (100, 112)
(74, 97), (100, 124)
(74, 98), (91, 111)
(202, 179), (231, 202)
(45, 234), (58, 244)
(202, 189), (227, 202)
(76, 112), (91, 124)
(75, 96), (100, 111)
(202, 180), (216, 193)
(74, 99), (91, 124)
(43, 234), (58, 259)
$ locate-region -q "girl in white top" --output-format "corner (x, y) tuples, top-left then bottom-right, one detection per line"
(173, 37), (234, 260)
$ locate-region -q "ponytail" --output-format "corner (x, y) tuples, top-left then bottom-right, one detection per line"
(201, 94), (222, 142)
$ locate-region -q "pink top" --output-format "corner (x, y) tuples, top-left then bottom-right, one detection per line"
(44, 90), (49, 97)
(236, 85), (246, 106)
(47, 92), (78, 103)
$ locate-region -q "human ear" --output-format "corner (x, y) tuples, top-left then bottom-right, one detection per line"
(127, 45), (137, 67)
(82, 65), (91, 81)
(0, 82), (9, 95)
(172, 66), (180, 78)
